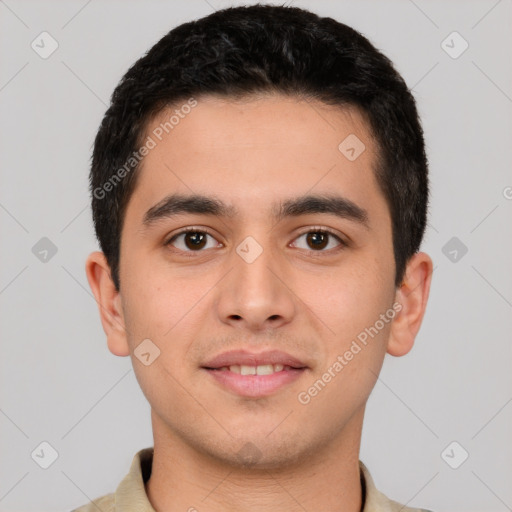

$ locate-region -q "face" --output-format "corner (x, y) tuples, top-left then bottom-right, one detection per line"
(89, 94), (427, 469)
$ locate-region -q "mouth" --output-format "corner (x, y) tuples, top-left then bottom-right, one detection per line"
(205, 363), (301, 375)
(201, 350), (309, 397)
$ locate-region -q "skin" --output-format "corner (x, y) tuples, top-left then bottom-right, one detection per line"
(86, 94), (433, 512)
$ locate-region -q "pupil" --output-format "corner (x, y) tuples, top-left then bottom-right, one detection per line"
(186, 232), (206, 250)
(307, 232), (328, 250)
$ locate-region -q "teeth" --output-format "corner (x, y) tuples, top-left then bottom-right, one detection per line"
(256, 364), (274, 375)
(240, 365), (256, 375)
(228, 364), (287, 375)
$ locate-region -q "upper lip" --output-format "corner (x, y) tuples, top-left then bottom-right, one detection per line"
(202, 350), (308, 369)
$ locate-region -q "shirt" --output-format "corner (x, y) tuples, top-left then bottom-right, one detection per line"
(72, 447), (434, 512)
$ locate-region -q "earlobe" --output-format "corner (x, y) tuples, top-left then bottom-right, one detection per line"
(386, 252), (433, 357)
(85, 251), (130, 357)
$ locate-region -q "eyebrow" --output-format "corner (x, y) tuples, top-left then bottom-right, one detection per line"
(142, 193), (370, 230)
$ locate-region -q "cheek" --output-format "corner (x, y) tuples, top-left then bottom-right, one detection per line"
(120, 253), (191, 336)
(131, 359), (207, 431)
(302, 254), (393, 336)
(121, 285), (199, 413)
(120, 266), (204, 373)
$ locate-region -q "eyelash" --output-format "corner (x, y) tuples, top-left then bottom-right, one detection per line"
(165, 226), (348, 254)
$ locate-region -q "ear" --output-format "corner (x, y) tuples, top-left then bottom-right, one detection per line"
(387, 252), (433, 357)
(85, 251), (130, 357)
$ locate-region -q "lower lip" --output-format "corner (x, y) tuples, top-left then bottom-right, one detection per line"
(203, 368), (306, 397)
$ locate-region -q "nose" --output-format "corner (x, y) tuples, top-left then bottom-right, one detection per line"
(215, 242), (296, 332)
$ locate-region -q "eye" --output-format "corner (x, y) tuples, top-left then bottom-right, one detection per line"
(291, 229), (346, 251)
(165, 227), (346, 253)
(166, 229), (221, 251)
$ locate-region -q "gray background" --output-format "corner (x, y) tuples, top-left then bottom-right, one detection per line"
(1, 1), (511, 511)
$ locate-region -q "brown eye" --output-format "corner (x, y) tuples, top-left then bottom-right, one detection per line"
(184, 232), (207, 250)
(306, 232), (329, 250)
(291, 230), (344, 251)
(167, 230), (220, 251)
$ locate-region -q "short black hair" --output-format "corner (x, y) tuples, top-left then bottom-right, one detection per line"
(90, 3), (429, 291)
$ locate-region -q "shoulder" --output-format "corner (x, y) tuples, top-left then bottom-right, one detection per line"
(360, 460), (435, 512)
(386, 496), (434, 512)
(70, 492), (115, 512)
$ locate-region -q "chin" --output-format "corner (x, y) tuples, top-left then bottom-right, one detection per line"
(211, 432), (313, 471)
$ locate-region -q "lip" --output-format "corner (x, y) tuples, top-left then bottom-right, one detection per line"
(202, 349), (308, 369)
(201, 349), (309, 398)
(204, 366), (306, 398)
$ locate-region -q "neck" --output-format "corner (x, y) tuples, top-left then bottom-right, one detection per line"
(145, 408), (365, 512)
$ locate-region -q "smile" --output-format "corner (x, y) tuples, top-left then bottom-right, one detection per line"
(213, 364), (293, 375)
(203, 365), (307, 397)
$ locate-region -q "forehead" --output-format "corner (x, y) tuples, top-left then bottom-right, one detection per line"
(126, 94), (387, 224)
(145, 93), (375, 156)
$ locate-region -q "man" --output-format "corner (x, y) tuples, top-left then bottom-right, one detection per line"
(78, 4), (434, 511)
